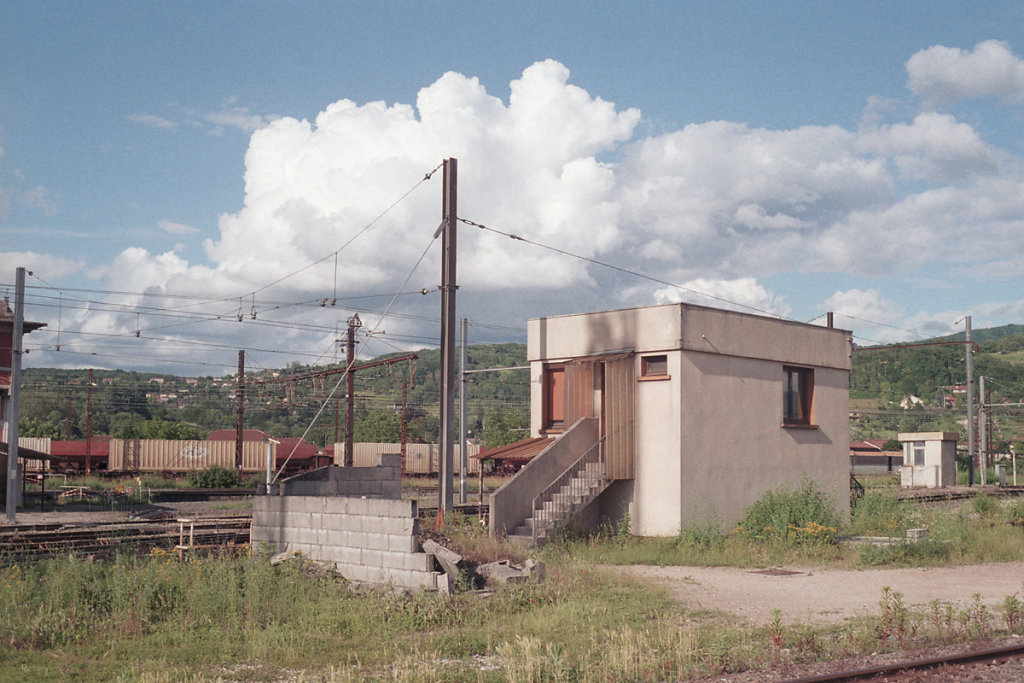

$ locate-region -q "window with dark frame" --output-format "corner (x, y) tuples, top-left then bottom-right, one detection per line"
(782, 365), (814, 426)
(640, 354), (668, 378)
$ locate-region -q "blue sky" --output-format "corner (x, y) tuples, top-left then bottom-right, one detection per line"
(4, 2), (1024, 374)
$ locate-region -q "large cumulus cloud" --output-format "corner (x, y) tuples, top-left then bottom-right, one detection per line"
(27, 50), (1024, 368)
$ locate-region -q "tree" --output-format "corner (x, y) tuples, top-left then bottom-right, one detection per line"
(481, 410), (529, 449)
(354, 411), (401, 443)
(18, 417), (63, 439)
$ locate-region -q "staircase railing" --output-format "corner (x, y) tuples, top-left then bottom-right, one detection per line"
(531, 437), (605, 545)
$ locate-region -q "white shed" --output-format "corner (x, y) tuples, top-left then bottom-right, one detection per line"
(898, 432), (958, 488)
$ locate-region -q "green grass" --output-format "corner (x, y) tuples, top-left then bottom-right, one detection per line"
(6, 482), (1024, 680)
(3, 545), (1024, 682)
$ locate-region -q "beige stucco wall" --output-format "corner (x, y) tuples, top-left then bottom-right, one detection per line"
(526, 303), (852, 537)
(673, 353), (850, 532)
(631, 352), (683, 535)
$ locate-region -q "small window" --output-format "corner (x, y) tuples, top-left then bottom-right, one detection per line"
(913, 441), (925, 466)
(782, 366), (814, 426)
(640, 354), (668, 379)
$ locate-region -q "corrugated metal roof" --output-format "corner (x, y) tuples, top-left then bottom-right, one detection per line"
(476, 436), (553, 462)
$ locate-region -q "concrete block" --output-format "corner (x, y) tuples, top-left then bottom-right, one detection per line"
(286, 511), (312, 529)
(348, 531), (369, 549)
(295, 527), (319, 545)
(325, 529), (348, 547)
(322, 497), (347, 514)
(338, 514), (363, 532)
(387, 534), (419, 553)
(251, 509), (269, 528)
(364, 533), (390, 551)
(403, 553), (435, 572)
(319, 513), (339, 531)
(309, 513), (323, 529)
(361, 548), (383, 567)
(252, 526), (281, 544)
(323, 545), (361, 565)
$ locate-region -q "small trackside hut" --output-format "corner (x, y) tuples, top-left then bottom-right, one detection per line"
(490, 302), (852, 544)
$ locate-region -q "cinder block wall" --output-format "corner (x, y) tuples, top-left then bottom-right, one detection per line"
(252, 495), (441, 590)
(279, 455), (402, 498)
(252, 453), (441, 590)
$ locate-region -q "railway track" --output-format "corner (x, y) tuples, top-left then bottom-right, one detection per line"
(898, 486), (1024, 504)
(0, 516), (251, 563)
(784, 641), (1024, 682)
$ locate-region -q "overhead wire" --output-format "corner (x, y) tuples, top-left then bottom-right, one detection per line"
(272, 222), (442, 480)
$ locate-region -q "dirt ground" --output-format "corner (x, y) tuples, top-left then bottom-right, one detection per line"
(606, 562), (1024, 625)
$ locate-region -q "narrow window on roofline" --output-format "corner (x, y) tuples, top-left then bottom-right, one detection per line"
(782, 365), (814, 426)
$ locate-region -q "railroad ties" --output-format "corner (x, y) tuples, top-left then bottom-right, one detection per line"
(0, 516), (251, 564)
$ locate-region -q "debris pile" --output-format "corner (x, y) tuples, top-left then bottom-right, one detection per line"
(422, 538), (544, 595)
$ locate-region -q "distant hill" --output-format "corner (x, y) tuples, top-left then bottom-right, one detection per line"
(18, 343), (529, 446)
(851, 326), (1024, 445)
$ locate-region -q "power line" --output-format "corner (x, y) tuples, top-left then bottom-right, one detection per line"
(458, 216), (790, 320)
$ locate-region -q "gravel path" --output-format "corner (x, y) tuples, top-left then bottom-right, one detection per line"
(606, 562), (1024, 625)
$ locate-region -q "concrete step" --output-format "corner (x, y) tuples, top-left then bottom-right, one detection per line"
(514, 523), (533, 536)
(506, 533), (537, 547)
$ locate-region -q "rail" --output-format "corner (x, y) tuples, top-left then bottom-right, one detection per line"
(531, 437), (605, 545)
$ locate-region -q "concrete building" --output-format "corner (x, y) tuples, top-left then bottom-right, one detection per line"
(898, 432), (958, 488)
(490, 302), (852, 541)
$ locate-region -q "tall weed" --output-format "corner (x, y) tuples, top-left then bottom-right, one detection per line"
(735, 479), (840, 546)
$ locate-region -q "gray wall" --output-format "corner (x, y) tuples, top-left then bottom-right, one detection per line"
(252, 495), (441, 590)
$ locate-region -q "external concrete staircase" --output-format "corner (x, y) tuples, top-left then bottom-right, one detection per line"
(507, 458), (610, 546)
(490, 417), (607, 548)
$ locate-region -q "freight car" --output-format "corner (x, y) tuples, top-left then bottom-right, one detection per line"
(339, 442), (482, 475)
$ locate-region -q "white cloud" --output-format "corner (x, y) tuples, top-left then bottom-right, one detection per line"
(204, 107), (271, 134)
(825, 289), (902, 326)
(907, 40), (1024, 108)
(129, 113), (178, 129)
(24, 56), (1024, 370)
(855, 112), (998, 182)
(654, 277), (791, 318)
(0, 251), (83, 279)
(158, 220), (199, 235)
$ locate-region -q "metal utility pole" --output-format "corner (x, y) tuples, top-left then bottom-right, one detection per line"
(5, 267), (26, 522)
(438, 158), (458, 515)
(236, 350), (244, 472)
(979, 375), (987, 485)
(400, 381), (408, 475)
(966, 316), (975, 486)
(459, 317), (468, 504)
(334, 326), (341, 444)
(65, 384), (73, 439)
(85, 368), (93, 475)
(344, 313), (361, 467)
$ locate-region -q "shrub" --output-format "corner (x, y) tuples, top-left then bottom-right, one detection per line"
(676, 518), (725, 550)
(849, 490), (915, 536)
(188, 465), (241, 488)
(972, 491), (999, 517)
(735, 479), (840, 546)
